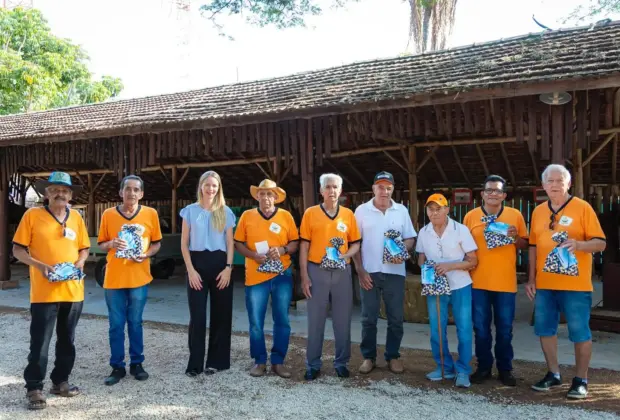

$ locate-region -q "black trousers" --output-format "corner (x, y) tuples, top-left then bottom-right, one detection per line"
(24, 301), (83, 391)
(186, 250), (233, 373)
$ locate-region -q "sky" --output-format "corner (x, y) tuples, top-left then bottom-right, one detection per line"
(32, 0), (620, 100)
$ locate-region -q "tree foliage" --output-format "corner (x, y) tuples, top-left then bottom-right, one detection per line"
(200, 0), (457, 53)
(0, 8), (123, 115)
(565, 0), (620, 23)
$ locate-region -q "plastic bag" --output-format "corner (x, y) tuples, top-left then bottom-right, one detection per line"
(481, 215), (515, 250)
(320, 237), (346, 270)
(382, 229), (410, 264)
(115, 224), (145, 260)
(542, 231), (579, 276)
(421, 260), (451, 296)
(47, 262), (85, 283)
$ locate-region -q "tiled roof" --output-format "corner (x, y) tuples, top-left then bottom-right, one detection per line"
(2, 21), (620, 144)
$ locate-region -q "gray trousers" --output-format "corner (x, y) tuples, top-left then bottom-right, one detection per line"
(306, 263), (353, 370)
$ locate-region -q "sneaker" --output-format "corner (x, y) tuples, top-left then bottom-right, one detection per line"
(455, 372), (471, 388)
(249, 364), (266, 377)
(304, 368), (320, 381)
(104, 368), (126, 386)
(531, 372), (561, 392)
(129, 363), (149, 381)
(470, 368), (492, 384)
(335, 366), (350, 378)
(566, 377), (588, 400)
(359, 359), (376, 374)
(426, 368), (456, 381)
(498, 370), (517, 387)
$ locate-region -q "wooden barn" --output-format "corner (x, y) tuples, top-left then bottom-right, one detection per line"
(1, 22), (619, 325)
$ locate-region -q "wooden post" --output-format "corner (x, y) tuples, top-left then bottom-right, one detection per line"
(0, 179), (15, 289)
(171, 166), (178, 234)
(301, 120), (317, 210)
(87, 173), (96, 236)
(574, 148), (584, 199)
(408, 146), (418, 230)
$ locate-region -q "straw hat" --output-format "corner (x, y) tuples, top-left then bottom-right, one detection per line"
(250, 179), (286, 204)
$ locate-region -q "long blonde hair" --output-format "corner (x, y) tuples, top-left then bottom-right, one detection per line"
(196, 170), (227, 232)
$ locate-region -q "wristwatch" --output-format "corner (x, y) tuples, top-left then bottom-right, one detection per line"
(226, 263), (233, 269)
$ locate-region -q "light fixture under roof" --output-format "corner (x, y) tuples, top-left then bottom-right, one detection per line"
(539, 91), (572, 105)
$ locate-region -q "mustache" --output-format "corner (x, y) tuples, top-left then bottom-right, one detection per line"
(53, 196), (67, 200)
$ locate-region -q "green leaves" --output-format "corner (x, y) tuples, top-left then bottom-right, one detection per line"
(0, 7), (122, 116)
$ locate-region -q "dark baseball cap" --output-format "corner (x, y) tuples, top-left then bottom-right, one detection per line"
(374, 171), (394, 185)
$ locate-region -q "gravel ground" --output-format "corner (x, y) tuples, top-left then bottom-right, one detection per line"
(0, 312), (618, 420)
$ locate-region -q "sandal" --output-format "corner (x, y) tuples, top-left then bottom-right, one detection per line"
(50, 382), (80, 397)
(26, 389), (47, 410)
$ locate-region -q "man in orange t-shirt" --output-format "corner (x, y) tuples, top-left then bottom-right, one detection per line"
(463, 175), (528, 387)
(12, 172), (90, 410)
(97, 175), (162, 386)
(234, 179), (299, 379)
(526, 164), (606, 400)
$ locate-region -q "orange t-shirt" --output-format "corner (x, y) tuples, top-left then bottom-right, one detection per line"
(299, 204), (361, 264)
(463, 206), (528, 293)
(530, 197), (605, 292)
(97, 205), (163, 289)
(234, 208), (299, 286)
(13, 206), (90, 303)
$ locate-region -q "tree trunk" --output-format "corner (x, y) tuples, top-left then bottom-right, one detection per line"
(422, 6), (433, 53)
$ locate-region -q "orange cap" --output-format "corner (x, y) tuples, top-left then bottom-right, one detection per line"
(426, 193), (448, 207)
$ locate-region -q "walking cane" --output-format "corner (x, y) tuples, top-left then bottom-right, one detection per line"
(436, 294), (444, 379)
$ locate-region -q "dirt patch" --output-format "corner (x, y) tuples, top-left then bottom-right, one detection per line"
(1, 305), (619, 417)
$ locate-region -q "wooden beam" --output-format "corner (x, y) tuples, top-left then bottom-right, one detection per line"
(408, 146), (418, 230)
(476, 144), (489, 176)
(345, 159), (369, 189)
(171, 167), (178, 234)
(430, 150), (448, 184)
(325, 160), (356, 191)
(382, 150), (410, 174)
(255, 162), (271, 180)
(582, 133), (616, 168)
(0, 178), (10, 286)
(93, 173), (107, 193)
(416, 146), (438, 174)
(574, 148), (584, 198)
(5, 75), (620, 147)
(500, 143), (517, 188)
(87, 173), (96, 236)
(451, 146), (470, 186)
(528, 148), (540, 183)
(177, 167), (190, 189)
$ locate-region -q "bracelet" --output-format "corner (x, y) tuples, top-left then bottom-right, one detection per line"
(226, 263), (233, 269)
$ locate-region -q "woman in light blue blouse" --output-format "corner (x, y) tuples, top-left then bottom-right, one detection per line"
(180, 170), (236, 377)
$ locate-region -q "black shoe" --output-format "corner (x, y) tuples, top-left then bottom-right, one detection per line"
(531, 371), (561, 392)
(498, 370), (517, 387)
(129, 363), (149, 381)
(104, 368), (126, 386)
(470, 368), (492, 384)
(304, 368), (320, 381)
(185, 370), (200, 378)
(335, 366), (350, 378)
(567, 377), (588, 399)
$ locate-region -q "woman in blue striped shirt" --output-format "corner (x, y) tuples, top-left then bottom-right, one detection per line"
(180, 170), (236, 377)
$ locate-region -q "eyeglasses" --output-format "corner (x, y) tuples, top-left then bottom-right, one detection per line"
(483, 188), (504, 195)
(549, 213), (556, 230)
(427, 207), (444, 214)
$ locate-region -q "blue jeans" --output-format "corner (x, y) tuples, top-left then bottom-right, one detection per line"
(472, 289), (515, 372)
(534, 289), (592, 343)
(426, 284), (473, 375)
(245, 271), (293, 365)
(360, 273), (405, 361)
(104, 285), (148, 368)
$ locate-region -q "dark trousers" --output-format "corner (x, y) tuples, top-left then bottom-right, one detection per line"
(360, 272), (405, 361)
(24, 301), (83, 391)
(186, 250), (233, 373)
(472, 289), (516, 372)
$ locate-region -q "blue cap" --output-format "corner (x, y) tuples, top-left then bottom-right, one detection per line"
(34, 172), (82, 195)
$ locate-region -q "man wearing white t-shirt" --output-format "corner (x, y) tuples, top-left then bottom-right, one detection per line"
(353, 172), (417, 375)
(416, 193), (478, 388)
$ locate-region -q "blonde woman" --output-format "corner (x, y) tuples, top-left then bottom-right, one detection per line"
(180, 171), (236, 377)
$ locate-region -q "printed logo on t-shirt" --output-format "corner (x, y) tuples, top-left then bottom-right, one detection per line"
(559, 215), (573, 227)
(269, 223), (282, 234)
(337, 222), (347, 233)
